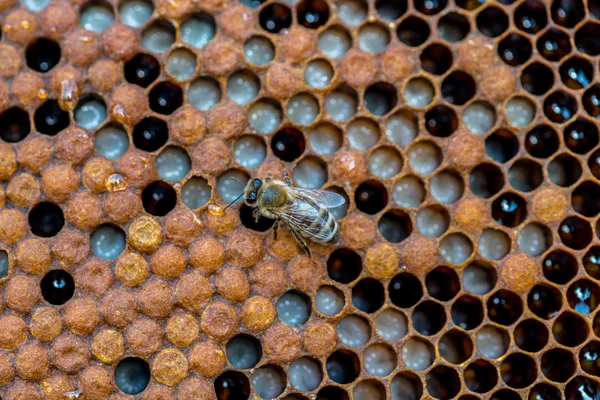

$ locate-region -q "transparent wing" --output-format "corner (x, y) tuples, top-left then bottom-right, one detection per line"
(285, 187), (346, 209)
(274, 200), (332, 241)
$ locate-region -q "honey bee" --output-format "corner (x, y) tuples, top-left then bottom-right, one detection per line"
(224, 171), (345, 257)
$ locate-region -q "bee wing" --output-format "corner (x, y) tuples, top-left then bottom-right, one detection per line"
(275, 200), (333, 241)
(285, 187), (346, 209)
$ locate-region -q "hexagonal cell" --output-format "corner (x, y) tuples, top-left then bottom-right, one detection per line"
(479, 228), (510, 261)
(319, 25), (352, 58)
(393, 175), (426, 208)
(498, 33), (532, 66)
(477, 6), (509, 37)
(114, 357), (151, 395)
(337, 315), (371, 347)
(486, 129), (519, 163)
(464, 360), (498, 394)
(80, 1), (114, 33)
(439, 329), (473, 364)
(259, 4), (292, 33)
(438, 12), (470, 42)
(425, 105), (458, 137)
(226, 334), (262, 369)
(402, 337), (434, 371)
(119, 0), (153, 28)
(181, 176), (211, 210)
(244, 36), (274, 66)
(358, 22), (390, 53)
(141, 20), (175, 54)
(289, 357), (323, 391)
(327, 248), (362, 284)
(412, 300), (446, 335)
(375, 308), (408, 341)
(326, 349), (360, 383)
(463, 101), (496, 135)
(487, 289), (523, 326)
(426, 266), (460, 301)
(514, 318), (549, 352)
(389, 273), (423, 308)
(397, 15), (431, 46)
(476, 325), (510, 359)
(378, 209), (412, 243)
(500, 353), (537, 389)
(463, 261), (497, 295)
(452, 295), (483, 330)
(416, 205), (449, 238)
(440, 232), (473, 265)
(386, 110), (419, 148)
(277, 290), (311, 327)
(252, 365), (287, 399)
(426, 366), (461, 400)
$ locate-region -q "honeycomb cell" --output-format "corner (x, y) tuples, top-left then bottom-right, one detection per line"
(514, 318), (549, 352)
(521, 62), (554, 96)
(439, 328), (473, 364)
(358, 22), (390, 53)
(559, 216), (593, 250)
(397, 16), (431, 47)
(355, 180), (388, 214)
(488, 290), (523, 326)
(149, 81), (183, 115)
(297, 0), (329, 29)
(500, 353), (537, 388)
(463, 261), (497, 295)
(114, 357), (150, 395)
(551, 0), (584, 27)
(408, 140), (442, 175)
(463, 101), (496, 135)
(327, 248), (362, 284)
(477, 7), (509, 38)
(364, 82), (397, 116)
(390, 372), (423, 400)
(326, 349), (360, 384)
(369, 146), (403, 178)
(567, 279), (600, 314)
(464, 360), (497, 393)
(34, 100), (70, 136)
(317, 386), (350, 400)
(318, 25), (352, 58)
(142, 181), (176, 217)
(575, 22), (600, 55)
(425, 105), (457, 137)
(584, 84), (600, 118)
(528, 283), (562, 319)
(26, 38), (61, 73)
(440, 232), (473, 264)
(565, 118), (599, 154)
(553, 311), (589, 346)
(549, 153), (582, 187)
(426, 366), (461, 400)
(252, 365), (286, 399)
(119, 0), (153, 28)
(565, 376), (600, 400)
(544, 249), (578, 284)
(41, 269), (75, 305)
(476, 325), (510, 359)
(515, 0), (547, 33)
(215, 371), (250, 400)
(442, 71), (475, 105)
(528, 383), (562, 400)
(452, 295), (484, 330)
(260, 3), (292, 33)
(141, 20), (175, 54)
(438, 12), (470, 42)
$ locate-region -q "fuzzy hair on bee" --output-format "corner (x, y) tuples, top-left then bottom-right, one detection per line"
(223, 171), (345, 257)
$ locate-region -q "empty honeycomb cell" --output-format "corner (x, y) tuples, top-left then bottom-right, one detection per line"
(518, 222), (552, 256)
(425, 105), (458, 137)
(188, 77), (222, 111)
(386, 110), (418, 148)
(149, 81), (183, 115)
(358, 22), (390, 53)
(80, 1), (114, 33)
(430, 169), (464, 204)
(416, 205), (449, 238)
(252, 364), (287, 399)
(28, 201), (64, 237)
(575, 22), (600, 55)
(584, 85), (600, 119)
(514, 318), (549, 352)
(566, 376), (600, 400)
(528, 283), (562, 320)
(215, 370), (251, 400)
(289, 357), (323, 391)
(327, 248), (362, 283)
(272, 128), (306, 162)
(442, 71), (475, 105)
(375, 308), (407, 341)
(34, 100), (70, 136)
(336, 315), (371, 347)
(463, 101), (496, 135)
(181, 177), (211, 209)
(90, 224), (126, 260)
(568, 279), (600, 314)
(0, 108), (30, 143)
(492, 192), (527, 227)
(560, 56), (593, 90)
(326, 86), (358, 121)
(287, 93), (320, 126)
(540, 348), (576, 384)
(404, 76), (435, 108)
(544, 90), (577, 123)
(352, 278), (385, 313)
(390, 372), (422, 400)
(537, 27), (571, 61)
(227, 70), (260, 106)
(464, 360), (497, 393)
(525, 124), (559, 159)
(402, 336), (434, 371)
(408, 140), (442, 175)
(477, 6), (509, 37)
(544, 249), (578, 284)
(440, 232), (473, 264)
(487, 289), (523, 325)
(415, 0), (447, 15)
(374, 0), (406, 19)
(309, 123), (343, 155)
(317, 386), (350, 400)
(521, 62), (554, 96)
(463, 261), (497, 295)
(514, 0), (547, 33)
(26, 38), (61, 73)
(277, 290), (311, 327)
(389, 272), (423, 309)
(559, 215), (593, 249)
(479, 228), (510, 260)
(580, 341), (600, 376)
(548, 153), (582, 187)
(500, 353), (537, 388)
(550, 0), (584, 27)
(41, 269), (75, 305)
(438, 12), (470, 42)
(166, 48), (197, 82)
(114, 357), (151, 395)
(378, 209), (412, 242)
(572, 181), (600, 217)
(315, 285), (345, 317)
(452, 295), (484, 330)
(393, 175), (425, 208)
(426, 365), (461, 400)
(142, 181), (177, 216)
(141, 20), (175, 53)
(260, 3), (292, 33)
(364, 82), (397, 116)
(413, 300), (446, 335)
(498, 33), (532, 67)
(529, 383), (562, 400)
(363, 343), (397, 377)
(124, 53), (160, 89)
(485, 129), (519, 163)
(565, 118), (599, 154)
(355, 180), (388, 214)
(476, 325), (510, 359)
(397, 16), (431, 46)
(554, 311), (591, 346)
(318, 25), (352, 58)
(326, 349), (360, 384)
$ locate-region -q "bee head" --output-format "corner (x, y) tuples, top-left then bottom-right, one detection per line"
(244, 179), (262, 205)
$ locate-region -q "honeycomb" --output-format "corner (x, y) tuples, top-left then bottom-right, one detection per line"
(1, 0), (600, 397)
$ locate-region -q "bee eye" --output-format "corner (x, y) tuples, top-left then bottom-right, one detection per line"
(248, 193), (256, 201)
(253, 179), (262, 188)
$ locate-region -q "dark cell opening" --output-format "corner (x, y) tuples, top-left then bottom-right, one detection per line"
(549, 153), (582, 187)
(528, 383), (562, 400)
(397, 16), (430, 46)
(425, 105), (457, 137)
(437, 12), (470, 42)
(498, 33), (532, 66)
(240, 204), (275, 232)
(521, 62), (554, 96)
(124, 53), (160, 88)
(500, 353), (537, 388)
(589, 149), (600, 180)
(551, 0), (585, 27)
(364, 82), (397, 116)
(441, 71), (476, 105)
(375, 0), (408, 20)
(389, 273), (423, 308)
(426, 266), (460, 301)
(142, 181), (177, 216)
(133, 117), (169, 152)
(451, 295), (483, 330)
(226, 334), (262, 370)
(580, 341), (600, 376)
(240, 0), (267, 7)
(464, 360), (498, 393)
(34, 100), (70, 136)
(560, 56), (593, 90)
(583, 84), (600, 118)
(543, 249), (578, 284)
(271, 128), (306, 162)
(149, 81), (183, 115)
(492, 389), (521, 400)
(567, 279), (600, 314)
(260, 4), (292, 33)
(352, 278), (384, 313)
(414, 0), (447, 15)
(544, 91), (578, 123)
(41, 269), (75, 305)
(26, 37), (61, 73)
(476, 6), (509, 37)
(485, 129), (519, 163)
(525, 124), (558, 158)
(552, 311), (589, 346)
(326, 350), (360, 384)
(572, 181), (600, 217)
(439, 329), (473, 364)
(426, 366), (461, 400)
(487, 289), (523, 326)
(528, 284), (563, 320)
(591, 0), (600, 18)
(566, 376), (600, 400)
(470, 163), (505, 199)
(514, 0), (547, 33)
(559, 216), (593, 250)
(0, 107), (31, 143)
(412, 300), (446, 335)
(327, 248), (362, 284)
(29, 202), (65, 237)
(378, 209), (412, 243)
(114, 357), (151, 395)
(215, 371), (250, 400)
(508, 158), (542, 192)
(317, 387), (350, 400)
(355, 180), (388, 215)
(297, 0), (329, 29)
(575, 22), (600, 55)
(514, 318), (549, 352)
(456, 0), (484, 10)
(584, 246), (600, 280)
(537, 27), (571, 61)
(421, 44), (453, 75)
(491, 192), (527, 227)
(565, 118), (599, 154)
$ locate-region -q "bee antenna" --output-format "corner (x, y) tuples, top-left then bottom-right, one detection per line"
(228, 177), (246, 189)
(223, 192), (245, 211)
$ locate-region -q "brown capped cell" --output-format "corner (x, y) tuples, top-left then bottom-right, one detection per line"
(115, 252), (150, 287)
(49, 65), (84, 95)
(532, 187), (568, 223)
(154, 0), (192, 18)
(204, 38), (241, 76)
(249, 259), (288, 298)
(265, 63), (300, 100)
(64, 29), (101, 67)
(0, 353), (13, 387)
(142, 385), (174, 400)
(11, 71), (45, 106)
(102, 23), (139, 61)
(199, 0), (231, 12)
(104, 189), (142, 224)
(152, 348), (189, 386)
(215, 266), (250, 301)
(365, 242), (399, 279)
(40, 373), (76, 400)
(56, 127), (94, 165)
(241, 296), (276, 331)
(205, 206), (239, 237)
(66, 191), (102, 229)
(178, 377), (215, 400)
(501, 253), (538, 295)
(480, 64), (517, 103)
(126, 318), (163, 358)
(138, 279), (174, 318)
(257, 159), (284, 180)
(192, 138), (231, 176)
(207, 101), (247, 141)
(226, 229), (264, 268)
(175, 271), (214, 312)
(303, 320), (337, 358)
(16, 342), (48, 380)
(267, 227), (300, 261)
(165, 208), (203, 248)
(5, 274), (40, 313)
(150, 244), (187, 279)
(82, 156), (115, 193)
(7, 172), (40, 208)
(100, 287), (138, 327)
(64, 297), (100, 335)
(0, 43), (21, 77)
(0, 143), (17, 182)
(52, 230), (90, 269)
(91, 329), (125, 364)
(2, 9), (37, 45)
(331, 151), (369, 185)
(340, 213), (376, 250)
(75, 258), (114, 296)
(399, 235), (438, 276)
(166, 313), (199, 347)
(110, 84), (148, 125)
(280, 27), (317, 64)
(0, 315), (27, 350)
(341, 49), (377, 87)
(455, 197), (489, 233)
(40, 1), (77, 37)
(88, 59), (122, 93)
(171, 106), (206, 145)
(200, 301), (239, 340)
(382, 45), (416, 82)
(30, 307), (62, 342)
(129, 215), (163, 252)
(219, 5), (256, 40)
(4, 381), (40, 400)
(117, 149), (156, 189)
(0, 209), (27, 244)
(287, 254), (324, 293)
(41, 164), (80, 202)
(190, 341), (225, 378)
(49, 333), (90, 374)
(189, 236), (224, 274)
(0, 80), (9, 112)
(448, 129), (485, 170)
(263, 323), (302, 363)
(78, 366), (114, 399)
(17, 137), (52, 173)
(458, 36), (496, 76)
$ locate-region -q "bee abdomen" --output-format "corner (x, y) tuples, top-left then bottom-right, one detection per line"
(315, 208), (339, 243)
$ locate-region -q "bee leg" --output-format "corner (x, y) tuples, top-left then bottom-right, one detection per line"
(252, 208), (260, 223)
(283, 170), (292, 186)
(272, 219), (280, 240)
(289, 226), (312, 258)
